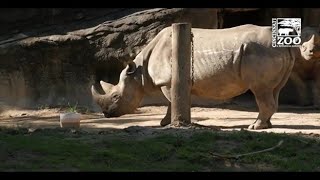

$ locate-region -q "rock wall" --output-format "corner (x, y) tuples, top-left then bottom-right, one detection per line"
(0, 8), (219, 110)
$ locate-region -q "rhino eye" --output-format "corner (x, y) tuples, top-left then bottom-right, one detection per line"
(111, 94), (120, 101)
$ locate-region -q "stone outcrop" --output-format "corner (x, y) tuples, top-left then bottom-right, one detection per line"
(0, 8), (219, 109)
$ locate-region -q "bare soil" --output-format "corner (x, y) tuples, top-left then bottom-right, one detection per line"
(1, 103), (320, 135)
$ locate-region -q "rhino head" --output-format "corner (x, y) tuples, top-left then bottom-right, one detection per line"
(91, 62), (144, 117)
(299, 26), (320, 60)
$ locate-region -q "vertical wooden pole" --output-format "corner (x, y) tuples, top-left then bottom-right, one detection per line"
(171, 23), (191, 126)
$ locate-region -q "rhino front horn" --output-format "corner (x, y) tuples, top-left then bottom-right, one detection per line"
(91, 85), (105, 102)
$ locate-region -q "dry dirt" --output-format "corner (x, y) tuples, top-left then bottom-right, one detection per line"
(1, 103), (320, 135)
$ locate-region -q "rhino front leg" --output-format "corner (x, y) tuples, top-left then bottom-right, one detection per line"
(312, 67), (320, 108)
(248, 90), (276, 130)
(313, 80), (320, 108)
(160, 86), (172, 126)
(290, 72), (312, 106)
(161, 103), (171, 126)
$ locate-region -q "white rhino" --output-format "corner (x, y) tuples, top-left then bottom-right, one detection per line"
(91, 24), (320, 130)
(278, 28), (294, 36)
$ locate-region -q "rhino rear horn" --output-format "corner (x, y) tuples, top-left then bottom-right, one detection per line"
(126, 62), (137, 75)
(100, 80), (114, 93)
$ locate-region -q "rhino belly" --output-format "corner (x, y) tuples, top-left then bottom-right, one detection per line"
(191, 77), (248, 100)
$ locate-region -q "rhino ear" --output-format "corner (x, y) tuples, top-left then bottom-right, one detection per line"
(100, 80), (114, 93)
(126, 62), (137, 75)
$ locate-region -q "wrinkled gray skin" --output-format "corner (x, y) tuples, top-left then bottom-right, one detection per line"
(92, 24), (320, 130)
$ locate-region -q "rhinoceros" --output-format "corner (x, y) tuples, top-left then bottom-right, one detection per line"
(91, 24), (320, 130)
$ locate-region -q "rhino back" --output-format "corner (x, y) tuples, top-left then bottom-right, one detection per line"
(191, 25), (275, 98)
(144, 25), (291, 100)
(145, 25), (272, 87)
(192, 24), (272, 51)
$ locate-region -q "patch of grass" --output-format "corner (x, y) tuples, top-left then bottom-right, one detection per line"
(37, 104), (50, 110)
(67, 102), (78, 113)
(0, 127), (319, 171)
(58, 103), (92, 114)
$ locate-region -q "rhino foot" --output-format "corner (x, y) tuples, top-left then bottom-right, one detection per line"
(248, 120), (272, 130)
(160, 117), (171, 126)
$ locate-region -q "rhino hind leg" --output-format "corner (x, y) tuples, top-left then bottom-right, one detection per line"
(266, 89), (280, 127)
(248, 90), (276, 130)
(250, 63), (291, 130)
(264, 87), (282, 128)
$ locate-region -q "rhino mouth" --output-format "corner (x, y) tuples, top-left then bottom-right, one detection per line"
(103, 107), (124, 118)
(306, 53), (314, 60)
(103, 111), (121, 118)
(104, 113), (113, 118)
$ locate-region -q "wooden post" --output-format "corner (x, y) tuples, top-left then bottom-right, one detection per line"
(171, 23), (191, 126)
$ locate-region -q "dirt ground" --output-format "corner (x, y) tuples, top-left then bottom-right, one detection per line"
(1, 102), (320, 135)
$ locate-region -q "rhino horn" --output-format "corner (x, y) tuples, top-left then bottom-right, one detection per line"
(100, 80), (114, 93)
(310, 34), (315, 43)
(126, 62), (137, 75)
(91, 85), (105, 102)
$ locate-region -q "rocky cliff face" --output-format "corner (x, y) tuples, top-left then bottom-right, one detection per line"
(0, 8), (319, 110)
(0, 8), (219, 109)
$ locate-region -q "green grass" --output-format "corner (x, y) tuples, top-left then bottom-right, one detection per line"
(0, 127), (319, 171)
(67, 102), (78, 113)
